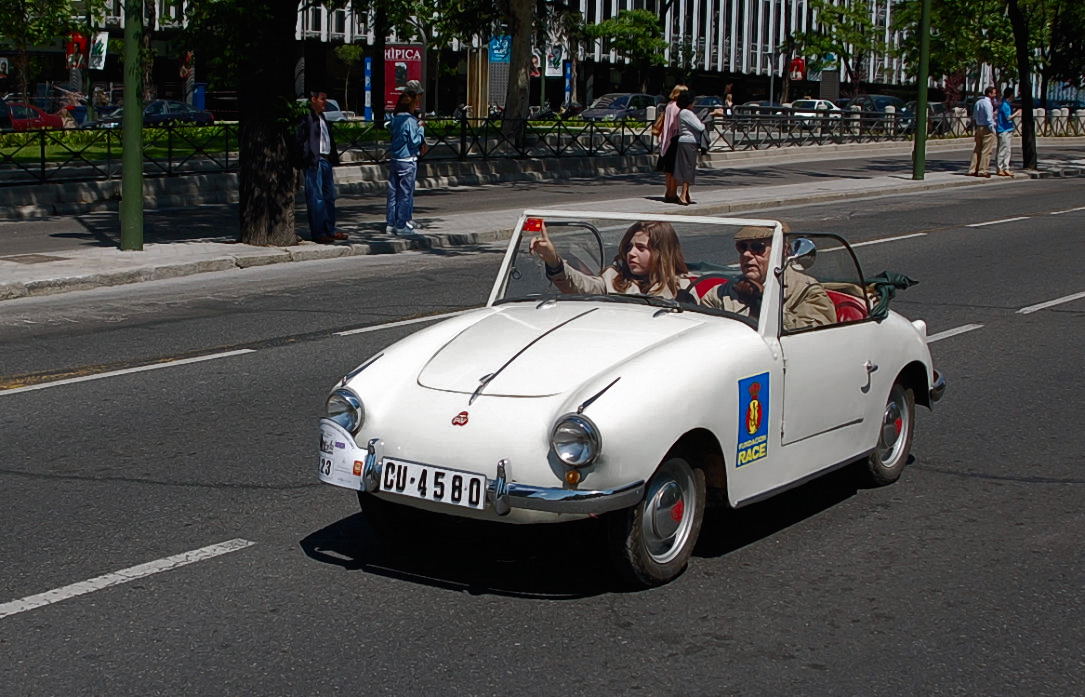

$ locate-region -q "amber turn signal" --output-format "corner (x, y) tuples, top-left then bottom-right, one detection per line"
(564, 469), (581, 486)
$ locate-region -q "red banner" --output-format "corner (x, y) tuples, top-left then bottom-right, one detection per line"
(384, 44), (424, 112)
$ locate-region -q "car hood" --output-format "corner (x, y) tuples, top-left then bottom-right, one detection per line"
(417, 302), (703, 397)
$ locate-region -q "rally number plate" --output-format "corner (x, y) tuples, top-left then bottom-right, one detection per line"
(378, 459), (487, 510)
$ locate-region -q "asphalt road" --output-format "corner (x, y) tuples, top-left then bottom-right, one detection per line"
(1, 177), (1083, 696)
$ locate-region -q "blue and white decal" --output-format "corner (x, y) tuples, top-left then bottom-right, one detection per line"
(737, 372), (770, 467)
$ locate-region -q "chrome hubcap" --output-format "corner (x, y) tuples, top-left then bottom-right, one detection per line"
(878, 387), (908, 465)
(641, 462), (695, 564)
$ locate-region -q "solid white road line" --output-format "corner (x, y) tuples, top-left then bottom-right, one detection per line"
(0, 538), (255, 620)
(1049, 206), (1085, 215)
(1017, 291), (1085, 315)
(335, 309), (474, 336)
(0, 349), (256, 396)
(966, 216), (1030, 228)
(927, 324), (984, 343)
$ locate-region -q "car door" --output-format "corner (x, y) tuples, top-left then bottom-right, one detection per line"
(777, 234), (878, 474)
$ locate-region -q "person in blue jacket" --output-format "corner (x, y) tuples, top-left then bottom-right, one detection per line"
(995, 87), (1020, 177)
(295, 90), (346, 243)
(386, 84), (427, 235)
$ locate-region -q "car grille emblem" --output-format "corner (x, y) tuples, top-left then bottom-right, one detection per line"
(452, 411), (469, 426)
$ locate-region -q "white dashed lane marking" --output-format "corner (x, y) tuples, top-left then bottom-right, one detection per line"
(0, 349), (256, 396)
(335, 309), (473, 336)
(1049, 206), (1085, 215)
(1017, 291), (1085, 315)
(966, 216), (1031, 228)
(927, 324), (984, 343)
(0, 539), (256, 620)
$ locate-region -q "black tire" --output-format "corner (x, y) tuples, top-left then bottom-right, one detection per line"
(862, 382), (915, 486)
(607, 456), (706, 588)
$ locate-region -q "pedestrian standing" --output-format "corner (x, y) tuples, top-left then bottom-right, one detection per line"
(995, 87), (1020, 176)
(386, 89), (426, 235)
(295, 90), (346, 243)
(673, 91), (705, 206)
(656, 85), (687, 203)
(968, 86), (998, 178)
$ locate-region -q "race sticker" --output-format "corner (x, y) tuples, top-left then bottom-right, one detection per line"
(736, 372), (770, 467)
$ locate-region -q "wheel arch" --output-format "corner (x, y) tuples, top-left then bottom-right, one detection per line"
(666, 428), (728, 498)
(897, 360), (931, 409)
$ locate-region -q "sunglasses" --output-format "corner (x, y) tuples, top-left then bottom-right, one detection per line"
(735, 240), (769, 254)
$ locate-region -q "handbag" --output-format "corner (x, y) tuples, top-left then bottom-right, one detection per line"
(651, 111), (665, 138)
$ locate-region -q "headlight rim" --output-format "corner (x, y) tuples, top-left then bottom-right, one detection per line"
(326, 387), (364, 434)
(550, 413), (602, 467)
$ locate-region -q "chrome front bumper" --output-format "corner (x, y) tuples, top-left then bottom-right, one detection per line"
(358, 439), (645, 517)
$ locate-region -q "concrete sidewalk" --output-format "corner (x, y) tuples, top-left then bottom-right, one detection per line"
(2, 140), (1083, 302)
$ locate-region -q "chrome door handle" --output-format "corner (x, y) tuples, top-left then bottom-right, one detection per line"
(864, 361), (879, 373)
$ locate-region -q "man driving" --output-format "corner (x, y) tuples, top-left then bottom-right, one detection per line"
(699, 225), (836, 330)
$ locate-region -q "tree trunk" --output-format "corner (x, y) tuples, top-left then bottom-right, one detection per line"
(501, 0), (534, 139)
(1006, 0), (1036, 169)
(236, 0), (298, 246)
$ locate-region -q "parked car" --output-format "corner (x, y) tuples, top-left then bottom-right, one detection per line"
(85, 99), (215, 128)
(296, 97), (355, 122)
(789, 98), (842, 128)
(4, 102), (65, 130)
(904, 100), (952, 135)
(580, 93), (661, 121)
(316, 210), (945, 587)
(692, 95), (724, 121)
(849, 94), (909, 132)
(735, 100), (785, 116)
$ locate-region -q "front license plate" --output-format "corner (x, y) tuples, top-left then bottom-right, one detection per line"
(378, 459), (487, 510)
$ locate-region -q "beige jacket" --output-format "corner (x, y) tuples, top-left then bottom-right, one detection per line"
(699, 266), (836, 330)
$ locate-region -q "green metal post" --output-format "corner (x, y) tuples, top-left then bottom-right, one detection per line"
(120, 0), (144, 250)
(911, 0), (932, 180)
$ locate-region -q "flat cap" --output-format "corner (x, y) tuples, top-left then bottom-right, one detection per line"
(734, 225), (774, 241)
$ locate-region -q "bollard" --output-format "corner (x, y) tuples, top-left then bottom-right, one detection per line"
(1034, 108), (1046, 136)
(953, 107), (967, 136)
(646, 105), (656, 122)
(848, 106), (860, 136)
(884, 105), (896, 135)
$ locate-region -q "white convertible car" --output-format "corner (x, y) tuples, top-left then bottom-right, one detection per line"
(317, 211), (945, 587)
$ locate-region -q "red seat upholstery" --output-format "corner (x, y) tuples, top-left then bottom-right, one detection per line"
(692, 275), (729, 299)
(826, 290), (868, 322)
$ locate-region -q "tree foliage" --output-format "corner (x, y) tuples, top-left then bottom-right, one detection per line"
(584, 9), (666, 92)
(0, 0), (74, 101)
(791, 0), (885, 94)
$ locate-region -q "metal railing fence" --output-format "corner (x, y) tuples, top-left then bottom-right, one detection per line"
(2, 108), (1082, 187)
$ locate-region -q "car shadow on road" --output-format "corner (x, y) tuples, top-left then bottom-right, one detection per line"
(694, 466), (860, 558)
(299, 510), (620, 599)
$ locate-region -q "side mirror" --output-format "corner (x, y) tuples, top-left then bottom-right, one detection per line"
(785, 237), (817, 271)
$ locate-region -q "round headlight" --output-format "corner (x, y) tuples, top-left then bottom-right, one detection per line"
(551, 414), (601, 467)
(325, 388), (364, 433)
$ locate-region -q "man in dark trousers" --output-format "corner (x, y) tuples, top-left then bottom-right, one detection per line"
(295, 90), (346, 243)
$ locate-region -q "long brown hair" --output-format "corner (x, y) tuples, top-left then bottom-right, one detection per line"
(611, 221), (688, 296)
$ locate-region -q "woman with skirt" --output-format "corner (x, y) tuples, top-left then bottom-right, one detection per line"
(673, 91), (705, 206)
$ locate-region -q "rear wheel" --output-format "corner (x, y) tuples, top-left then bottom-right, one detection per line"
(861, 382), (915, 486)
(608, 456), (706, 587)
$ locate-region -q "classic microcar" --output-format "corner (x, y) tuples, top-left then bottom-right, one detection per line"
(317, 211), (945, 586)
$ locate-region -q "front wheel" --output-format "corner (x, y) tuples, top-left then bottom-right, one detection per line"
(607, 456), (706, 587)
(861, 382), (915, 486)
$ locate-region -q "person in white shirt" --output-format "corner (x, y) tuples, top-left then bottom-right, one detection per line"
(968, 86), (998, 178)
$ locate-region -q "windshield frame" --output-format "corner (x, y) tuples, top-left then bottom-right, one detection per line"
(488, 210), (787, 333)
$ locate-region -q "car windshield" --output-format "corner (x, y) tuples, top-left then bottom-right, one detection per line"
(590, 94), (628, 109)
(494, 213), (783, 321)
(874, 96), (903, 109)
(792, 100), (818, 110)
